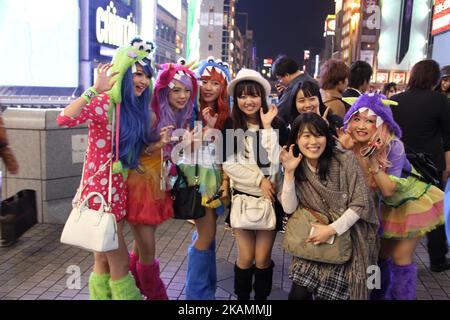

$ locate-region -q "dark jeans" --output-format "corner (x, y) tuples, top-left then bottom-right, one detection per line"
(427, 174), (449, 265)
(427, 225), (448, 265)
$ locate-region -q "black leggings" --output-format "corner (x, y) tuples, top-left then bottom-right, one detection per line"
(288, 282), (313, 300)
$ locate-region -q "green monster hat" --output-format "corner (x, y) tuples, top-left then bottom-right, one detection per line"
(106, 37), (155, 176)
(108, 37), (155, 112)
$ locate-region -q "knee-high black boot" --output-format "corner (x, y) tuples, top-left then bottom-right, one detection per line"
(253, 261), (274, 300)
(234, 264), (254, 300)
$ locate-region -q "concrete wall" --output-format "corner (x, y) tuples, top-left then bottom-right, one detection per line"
(2, 108), (87, 224)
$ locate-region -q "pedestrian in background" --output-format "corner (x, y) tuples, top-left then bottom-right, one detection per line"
(342, 60), (373, 98)
(391, 59), (450, 273)
(273, 55), (316, 122)
(0, 114), (18, 175)
(319, 59), (349, 118)
(382, 82), (397, 99)
(435, 65), (450, 102)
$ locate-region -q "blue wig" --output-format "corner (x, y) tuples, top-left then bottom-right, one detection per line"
(118, 59), (153, 169)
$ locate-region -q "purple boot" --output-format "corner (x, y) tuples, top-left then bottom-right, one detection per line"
(391, 263), (417, 300)
(370, 258), (392, 300)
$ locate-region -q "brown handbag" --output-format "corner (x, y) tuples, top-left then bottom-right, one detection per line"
(282, 204), (352, 265)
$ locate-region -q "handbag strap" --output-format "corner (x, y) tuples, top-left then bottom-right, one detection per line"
(75, 105), (115, 210)
(305, 208), (329, 225)
(309, 194), (337, 223)
(194, 150), (199, 185)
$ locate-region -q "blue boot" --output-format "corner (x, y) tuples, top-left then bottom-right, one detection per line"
(370, 258), (392, 300)
(391, 263), (417, 300)
(208, 239), (217, 295)
(186, 243), (216, 300)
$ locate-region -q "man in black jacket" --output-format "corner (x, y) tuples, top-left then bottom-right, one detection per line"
(392, 60), (450, 272)
(342, 60), (373, 98)
(273, 55), (316, 122)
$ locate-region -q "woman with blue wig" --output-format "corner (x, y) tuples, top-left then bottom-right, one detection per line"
(57, 37), (155, 300)
(126, 61), (198, 300)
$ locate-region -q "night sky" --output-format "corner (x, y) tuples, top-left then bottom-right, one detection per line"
(235, 0), (335, 66)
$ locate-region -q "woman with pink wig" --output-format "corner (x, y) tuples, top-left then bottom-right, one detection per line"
(338, 93), (444, 300)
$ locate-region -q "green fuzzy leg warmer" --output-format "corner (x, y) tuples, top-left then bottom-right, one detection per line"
(109, 273), (143, 300)
(88, 273), (112, 300)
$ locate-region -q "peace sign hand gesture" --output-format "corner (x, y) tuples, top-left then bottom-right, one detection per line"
(260, 104), (278, 129)
(318, 106), (331, 126)
(93, 63), (119, 94)
(280, 144), (303, 175)
(334, 127), (355, 150)
(202, 107), (219, 129)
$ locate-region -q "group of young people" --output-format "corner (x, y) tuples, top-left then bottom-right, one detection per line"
(57, 38), (446, 300)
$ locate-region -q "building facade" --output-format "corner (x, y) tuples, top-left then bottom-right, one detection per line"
(332, 0), (434, 87)
(431, 0), (450, 66)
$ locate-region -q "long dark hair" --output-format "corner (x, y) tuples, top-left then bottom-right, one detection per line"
(288, 112), (335, 181)
(290, 80), (342, 134)
(231, 80), (267, 130)
(290, 81), (328, 124)
(408, 60), (440, 90)
(228, 80), (286, 167)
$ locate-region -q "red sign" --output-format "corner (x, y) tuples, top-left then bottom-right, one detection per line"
(263, 58), (273, 66)
(432, 0), (450, 35)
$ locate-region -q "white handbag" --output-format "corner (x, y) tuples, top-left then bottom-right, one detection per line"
(60, 111), (119, 252)
(230, 193), (276, 231)
(60, 191), (118, 252)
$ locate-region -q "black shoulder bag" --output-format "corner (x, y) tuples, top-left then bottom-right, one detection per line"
(403, 145), (441, 188)
(171, 151), (206, 220)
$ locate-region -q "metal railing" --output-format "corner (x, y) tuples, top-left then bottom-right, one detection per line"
(0, 96), (76, 109)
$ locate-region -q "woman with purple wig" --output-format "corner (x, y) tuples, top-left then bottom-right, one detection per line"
(338, 93), (444, 300)
(126, 63), (198, 300)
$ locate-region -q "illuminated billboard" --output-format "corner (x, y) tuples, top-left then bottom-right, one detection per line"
(90, 0), (139, 60)
(140, 0), (156, 43)
(0, 0), (79, 88)
(378, 0), (431, 71)
(324, 14), (336, 37)
(432, 0), (450, 35)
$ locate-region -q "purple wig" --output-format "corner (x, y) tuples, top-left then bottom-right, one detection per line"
(343, 93), (402, 138)
(156, 74), (194, 132)
(149, 73), (196, 158)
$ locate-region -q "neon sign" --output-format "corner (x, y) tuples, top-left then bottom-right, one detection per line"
(96, 1), (138, 47)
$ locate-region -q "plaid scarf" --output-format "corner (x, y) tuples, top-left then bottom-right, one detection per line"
(295, 149), (379, 299)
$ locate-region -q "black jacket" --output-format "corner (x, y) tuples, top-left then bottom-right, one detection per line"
(276, 73), (317, 122)
(342, 88), (361, 98)
(391, 89), (450, 171)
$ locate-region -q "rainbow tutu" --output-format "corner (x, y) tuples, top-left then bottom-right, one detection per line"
(380, 173), (444, 239)
(126, 151), (173, 226)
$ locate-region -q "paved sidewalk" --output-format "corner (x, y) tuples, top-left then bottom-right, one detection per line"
(0, 217), (449, 300)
